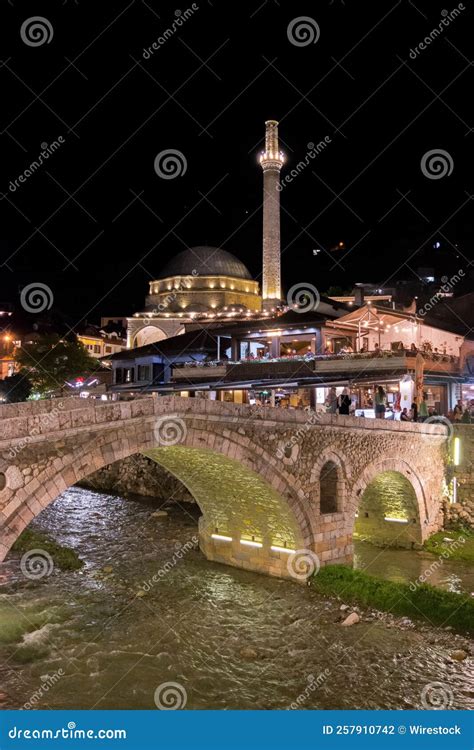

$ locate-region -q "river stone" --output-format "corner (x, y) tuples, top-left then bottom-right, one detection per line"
(450, 650), (468, 661)
(151, 511), (168, 518)
(340, 604), (349, 611)
(136, 590), (146, 598)
(239, 646), (258, 660)
(341, 612), (360, 627)
(102, 565), (113, 574)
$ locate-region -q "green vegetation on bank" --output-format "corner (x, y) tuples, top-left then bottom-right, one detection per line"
(423, 529), (474, 564)
(12, 529), (84, 571)
(310, 565), (474, 634)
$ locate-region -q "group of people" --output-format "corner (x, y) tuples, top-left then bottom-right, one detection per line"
(325, 385), (474, 423)
(325, 387), (352, 415)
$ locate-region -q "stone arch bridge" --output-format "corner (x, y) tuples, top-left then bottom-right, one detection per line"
(0, 396), (449, 581)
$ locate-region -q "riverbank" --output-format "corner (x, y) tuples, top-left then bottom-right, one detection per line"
(423, 529), (474, 564)
(310, 565), (474, 634)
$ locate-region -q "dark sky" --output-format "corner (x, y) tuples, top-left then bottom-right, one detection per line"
(1, 0), (472, 327)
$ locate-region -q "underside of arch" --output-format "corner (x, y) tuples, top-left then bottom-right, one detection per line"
(354, 470), (422, 549)
(143, 445), (304, 579)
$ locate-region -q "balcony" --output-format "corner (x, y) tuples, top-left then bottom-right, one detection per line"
(171, 350), (460, 384)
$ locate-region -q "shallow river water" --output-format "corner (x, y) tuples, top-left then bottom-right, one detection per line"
(0, 487), (472, 710)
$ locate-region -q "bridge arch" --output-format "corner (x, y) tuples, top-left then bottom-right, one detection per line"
(309, 448), (351, 515)
(350, 458), (426, 549)
(0, 417), (314, 580)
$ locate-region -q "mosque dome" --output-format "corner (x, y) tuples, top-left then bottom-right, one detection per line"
(158, 246), (252, 280)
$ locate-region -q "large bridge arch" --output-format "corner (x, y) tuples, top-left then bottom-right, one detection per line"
(0, 411), (313, 580)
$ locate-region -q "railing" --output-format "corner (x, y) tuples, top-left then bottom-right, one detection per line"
(171, 351), (460, 381)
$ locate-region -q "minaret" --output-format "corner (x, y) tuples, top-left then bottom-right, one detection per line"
(260, 120), (284, 309)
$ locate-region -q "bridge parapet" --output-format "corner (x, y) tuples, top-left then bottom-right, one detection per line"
(0, 395), (449, 445)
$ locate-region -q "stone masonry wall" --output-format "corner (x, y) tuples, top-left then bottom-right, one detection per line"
(79, 453), (194, 503)
(444, 424), (474, 529)
(0, 396), (449, 578)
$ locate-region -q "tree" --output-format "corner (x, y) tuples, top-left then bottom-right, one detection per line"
(0, 372), (32, 403)
(14, 334), (100, 396)
(324, 285), (353, 297)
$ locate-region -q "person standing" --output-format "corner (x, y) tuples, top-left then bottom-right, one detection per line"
(453, 399), (463, 422)
(374, 386), (387, 419)
(411, 402), (418, 422)
(418, 394), (429, 422)
(326, 387), (338, 414)
(338, 387), (351, 415)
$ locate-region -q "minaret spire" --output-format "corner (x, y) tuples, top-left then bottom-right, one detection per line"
(260, 120), (284, 309)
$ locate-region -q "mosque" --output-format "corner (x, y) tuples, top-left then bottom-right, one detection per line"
(126, 120), (285, 348)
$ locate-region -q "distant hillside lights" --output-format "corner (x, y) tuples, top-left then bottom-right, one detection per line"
(9, 138), (65, 192)
(418, 269), (465, 317)
(277, 137), (331, 191)
(142, 4), (199, 59)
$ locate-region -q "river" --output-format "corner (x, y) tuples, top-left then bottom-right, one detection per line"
(0, 487), (472, 710)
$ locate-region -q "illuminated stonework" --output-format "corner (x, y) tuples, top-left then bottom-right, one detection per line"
(260, 120), (284, 308)
(0, 396), (449, 580)
(127, 245), (262, 348)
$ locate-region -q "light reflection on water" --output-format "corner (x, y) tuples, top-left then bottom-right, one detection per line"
(0, 487), (472, 710)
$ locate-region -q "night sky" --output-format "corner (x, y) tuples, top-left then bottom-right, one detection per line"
(1, 0), (472, 327)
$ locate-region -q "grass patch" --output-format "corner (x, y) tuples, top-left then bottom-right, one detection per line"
(423, 529), (474, 564)
(12, 529), (84, 571)
(311, 565), (474, 634)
